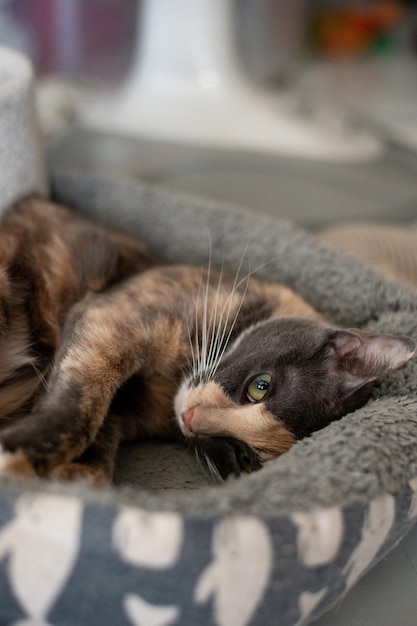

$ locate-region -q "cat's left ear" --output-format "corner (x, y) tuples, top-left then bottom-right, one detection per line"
(328, 328), (416, 389)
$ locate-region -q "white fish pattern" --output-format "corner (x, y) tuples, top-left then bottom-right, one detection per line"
(112, 506), (183, 569)
(297, 588), (328, 624)
(0, 490), (407, 625)
(113, 507), (183, 626)
(0, 493), (82, 623)
(123, 593), (179, 626)
(343, 494), (395, 589)
(292, 506), (343, 567)
(194, 516), (272, 626)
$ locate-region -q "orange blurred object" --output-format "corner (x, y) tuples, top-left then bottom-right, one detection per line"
(311, 1), (405, 56)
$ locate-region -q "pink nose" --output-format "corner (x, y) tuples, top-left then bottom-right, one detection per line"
(181, 408), (196, 432)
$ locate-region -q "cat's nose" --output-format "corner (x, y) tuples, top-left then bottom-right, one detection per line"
(181, 408), (195, 432)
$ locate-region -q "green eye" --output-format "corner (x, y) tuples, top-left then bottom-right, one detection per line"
(238, 450), (253, 473)
(246, 373), (271, 403)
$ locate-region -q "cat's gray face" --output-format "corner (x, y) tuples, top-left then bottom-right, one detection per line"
(175, 317), (415, 479)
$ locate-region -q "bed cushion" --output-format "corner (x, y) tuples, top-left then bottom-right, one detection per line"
(0, 169), (406, 626)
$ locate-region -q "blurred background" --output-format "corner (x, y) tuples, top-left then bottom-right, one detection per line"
(1, 0), (417, 228)
(1, 4), (417, 625)
(1, 1), (414, 93)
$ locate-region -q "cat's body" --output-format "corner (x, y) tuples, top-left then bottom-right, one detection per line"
(0, 197), (414, 483)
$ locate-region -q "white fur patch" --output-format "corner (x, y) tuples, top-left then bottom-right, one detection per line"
(173, 378), (194, 438)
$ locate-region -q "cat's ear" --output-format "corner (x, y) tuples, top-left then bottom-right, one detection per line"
(328, 328), (416, 391)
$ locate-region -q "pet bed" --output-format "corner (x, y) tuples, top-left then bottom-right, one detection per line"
(1, 45), (417, 626)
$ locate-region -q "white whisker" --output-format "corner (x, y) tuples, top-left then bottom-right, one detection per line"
(206, 241), (251, 380)
(194, 444), (220, 482)
(210, 271), (251, 380)
(30, 362), (48, 391)
(205, 260), (225, 378)
(205, 249), (294, 381)
(200, 234), (213, 379)
(194, 272), (205, 378)
(205, 453), (223, 483)
(180, 291), (197, 378)
(185, 310), (196, 377)
(202, 245), (245, 375)
(194, 446), (205, 471)
(187, 246), (292, 384)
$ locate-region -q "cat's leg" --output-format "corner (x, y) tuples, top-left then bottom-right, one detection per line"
(50, 413), (123, 485)
(0, 415), (122, 485)
(0, 284), (179, 478)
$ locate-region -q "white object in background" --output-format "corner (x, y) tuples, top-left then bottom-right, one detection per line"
(83, 0), (383, 162)
(0, 46), (47, 213)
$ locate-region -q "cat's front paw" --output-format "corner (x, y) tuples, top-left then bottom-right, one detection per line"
(50, 462), (110, 486)
(0, 445), (36, 478)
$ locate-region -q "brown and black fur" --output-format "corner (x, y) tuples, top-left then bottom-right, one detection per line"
(0, 196), (414, 484)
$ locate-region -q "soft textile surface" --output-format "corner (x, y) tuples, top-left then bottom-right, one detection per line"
(0, 170), (417, 626)
(319, 222), (417, 289)
(0, 46), (47, 212)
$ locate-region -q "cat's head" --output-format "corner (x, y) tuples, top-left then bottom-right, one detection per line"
(175, 317), (415, 479)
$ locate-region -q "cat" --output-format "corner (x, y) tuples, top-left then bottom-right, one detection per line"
(0, 195), (414, 484)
